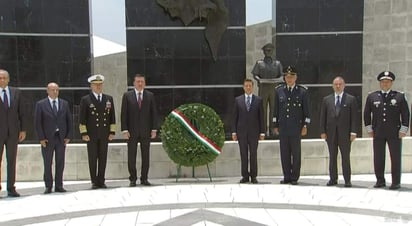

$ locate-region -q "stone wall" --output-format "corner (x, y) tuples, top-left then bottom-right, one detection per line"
(3, 138), (412, 181)
(363, 0), (412, 135)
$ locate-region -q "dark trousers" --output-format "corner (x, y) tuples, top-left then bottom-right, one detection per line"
(87, 138), (108, 186)
(238, 135), (258, 179)
(279, 135), (301, 181)
(128, 137), (150, 182)
(259, 83), (277, 133)
(326, 134), (351, 183)
(373, 137), (401, 185)
(0, 137), (18, 191)
(42, 133), (66, 188)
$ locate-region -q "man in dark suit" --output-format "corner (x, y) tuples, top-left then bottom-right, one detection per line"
(364, 71), (409, 190)
(121, 74), (158, 186)
(273, 66), (310, 185)
(0, 69), (27, 197)
(79, 74), (116, 189)
(320, 76), (358, 188)
(232, 78), (265, 184)
(34, 82), (72, 194)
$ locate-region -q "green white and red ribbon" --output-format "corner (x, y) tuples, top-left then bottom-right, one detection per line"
(171, 109), (221, 155)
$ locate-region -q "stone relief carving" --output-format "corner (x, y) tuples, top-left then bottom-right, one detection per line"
(156, 0), (228, 61)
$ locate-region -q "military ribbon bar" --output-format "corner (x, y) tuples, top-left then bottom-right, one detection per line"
(171, 109), (221, 155)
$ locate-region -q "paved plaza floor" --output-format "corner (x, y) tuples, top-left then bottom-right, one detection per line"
(1, 174), (412, 226)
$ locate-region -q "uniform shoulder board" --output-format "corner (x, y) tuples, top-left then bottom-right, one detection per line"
(399, 91), (404, 94)
(297, 84), (308, 90)
(275, 83), (285, 89)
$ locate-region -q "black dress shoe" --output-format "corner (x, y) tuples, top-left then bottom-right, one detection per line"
(44, 187), (52, 194)
(344, 182), (352, 188)
(389, 184), (401, 190)
(290, 181), (298, 185)
(280, 180), (291, 184)
(239, 178), (249, 183)
(130, 181), (137, 187)
(8, 190), (20, 197)
(55, 187), (67, 193)
(251, 178), (258, 184)
(374, 182), (386, 188)
(92, 184), (99, 189)
(141, 180), (151, 186)
(326, 180), (338, 186)
(99, 184), (107, 189)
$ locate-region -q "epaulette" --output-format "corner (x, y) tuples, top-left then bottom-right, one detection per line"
(297, 84), (308, 90)
(275, 83), (285, 89)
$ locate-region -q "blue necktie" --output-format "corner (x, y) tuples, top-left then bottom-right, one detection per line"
(246, 96), (251, 111)
(3, 90), (8, 109)
(52, 100), (58, 115)
(336, 95), (341, 113)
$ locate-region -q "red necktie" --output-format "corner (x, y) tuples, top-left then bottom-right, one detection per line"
(138, 92), (142, 109)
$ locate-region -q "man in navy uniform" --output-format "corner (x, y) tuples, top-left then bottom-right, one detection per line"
(273, 66), (310, 185)
(364, 71), (409, 190)
(79, 74), (116, 189)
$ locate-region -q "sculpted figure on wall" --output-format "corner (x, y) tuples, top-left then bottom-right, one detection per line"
(157, 0), (228, 61)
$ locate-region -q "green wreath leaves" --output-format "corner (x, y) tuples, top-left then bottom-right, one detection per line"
(161, 103), (225, 167)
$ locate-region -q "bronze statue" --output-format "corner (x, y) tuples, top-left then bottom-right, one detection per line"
(252, 43), (283, 136)
(157, 0), (228, 61)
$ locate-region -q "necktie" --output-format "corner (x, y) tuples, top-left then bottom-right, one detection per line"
(336, 95), (341, 113)
(97, 95), (101, 102)
(246, 95), (251, 111)
(2, 89), (8, 109)
(138, 92), (142, 109)
(288, 87), (292, 94)
(383, 93), (388, 99)
(52, 100), (58, 115)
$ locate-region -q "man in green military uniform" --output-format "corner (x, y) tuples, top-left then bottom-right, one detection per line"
(252, 43), (283, 137)
(79, 74), (116, 189)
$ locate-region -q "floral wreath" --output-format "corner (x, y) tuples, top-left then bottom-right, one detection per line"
(161, 103), (225, 167)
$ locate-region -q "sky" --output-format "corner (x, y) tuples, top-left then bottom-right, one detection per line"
(91, 0), (272, 46)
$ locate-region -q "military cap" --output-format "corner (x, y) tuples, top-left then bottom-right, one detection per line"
(88, 74), (105, 84)
(261, 43), (275, 50)
(377, 71), (395, 81)
(283, 65), (297, 75)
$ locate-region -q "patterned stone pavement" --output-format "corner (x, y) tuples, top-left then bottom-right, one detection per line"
(1, 174), (412, 226)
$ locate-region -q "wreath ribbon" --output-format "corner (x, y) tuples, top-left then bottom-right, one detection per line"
(171, 109), (221, 155)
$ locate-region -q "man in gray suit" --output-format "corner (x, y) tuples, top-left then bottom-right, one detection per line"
(0, 69), (27, 197)
(121, 74), (158, 187)
(320, 76), (358, 187)
(35, 82), (72, 194)
(232, 78), (265, 184)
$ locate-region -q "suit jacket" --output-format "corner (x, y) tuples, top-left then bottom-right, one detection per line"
(364, 90), (409, 138)
(231, 94), (265, 139)
(320, 92), (358, 141)
(273, 84), (310, 136)
(0, 86), (27, 139)
(34, 98), (72, 142)
(79, 93), (116, 140)
(121, 89), (158, 138)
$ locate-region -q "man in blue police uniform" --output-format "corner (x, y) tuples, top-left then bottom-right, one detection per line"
(79, 74), (116, 189)
(364, 71), (409, 190)
(273, 66), (310, 185)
